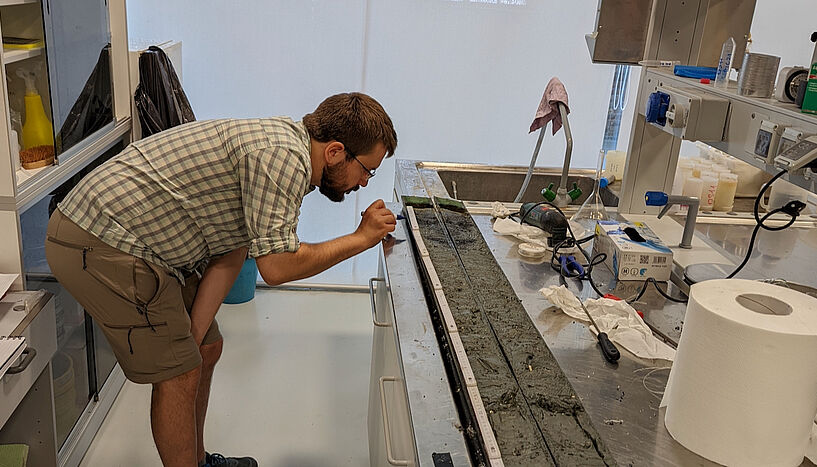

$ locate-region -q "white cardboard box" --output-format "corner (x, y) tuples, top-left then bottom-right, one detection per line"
(593, 220), (673, 282)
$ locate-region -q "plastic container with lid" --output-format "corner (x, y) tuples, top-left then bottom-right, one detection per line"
(673, 159), (696, 195)
(692, 160), (713, 179)
(731, 157), (771, 197)
(680, 176), (704, 214)
(713, 172), (739, 211)
(605, 150), (626, 180)
(682, 176), (704, 198)
(700, 176), (720, 211)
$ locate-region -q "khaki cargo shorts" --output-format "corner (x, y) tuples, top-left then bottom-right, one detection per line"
(45, 209), (222, 384)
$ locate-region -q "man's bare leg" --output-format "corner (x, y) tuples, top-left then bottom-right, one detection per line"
(196, 339), (224, 463)
(152, 365), (202, 466)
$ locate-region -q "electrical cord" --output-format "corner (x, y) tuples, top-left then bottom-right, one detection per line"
(517, 201), (688, 304)
(726, 169), (805, 278)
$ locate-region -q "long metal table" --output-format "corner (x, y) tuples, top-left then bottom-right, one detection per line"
(385, 160), (817, 466)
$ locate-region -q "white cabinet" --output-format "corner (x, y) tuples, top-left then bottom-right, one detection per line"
(368, 251), (417, 467)
(0, 1), (133, 465)
(0, 293), (58, 466)
(0, 0), (132, 285)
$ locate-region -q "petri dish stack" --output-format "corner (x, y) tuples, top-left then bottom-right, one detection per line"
(737, 53), (781, 98)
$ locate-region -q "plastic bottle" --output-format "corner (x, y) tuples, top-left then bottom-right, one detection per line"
(604, 150), (626, 180)
(680, 176), (704, 214)
(713, 172), (738, 211)
(715, 37), (735, 89)
(672, 159), (695, 195)
(692, 160), (712, 179)
(700, 175), (720, 211)
(16, 67), (53, 150)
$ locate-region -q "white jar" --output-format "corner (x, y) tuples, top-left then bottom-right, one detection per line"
(700, 176), (719, 211)
(605, 150), (626, 180)
(673, 159), (696, 195)
(713, 173), (738, 211)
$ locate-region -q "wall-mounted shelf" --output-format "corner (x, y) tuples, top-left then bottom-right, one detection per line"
(0, 0), (38, 6)
(647, 68), (817, 128)
(3, 47), (42, 65)
(643, 68), (817, 194)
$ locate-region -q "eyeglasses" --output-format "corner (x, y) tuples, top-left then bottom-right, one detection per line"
(349, 151), (376, 180)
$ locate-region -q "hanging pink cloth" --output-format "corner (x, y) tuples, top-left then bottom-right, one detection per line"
(529, 77), (570, 135)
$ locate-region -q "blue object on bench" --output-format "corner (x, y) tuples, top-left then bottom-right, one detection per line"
(224, 258), (257, 304)
(673, 65), (717, 79)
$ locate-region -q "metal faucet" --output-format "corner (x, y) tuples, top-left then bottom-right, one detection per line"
(645, 192), (699, 249)
(553, 103), (574, 208)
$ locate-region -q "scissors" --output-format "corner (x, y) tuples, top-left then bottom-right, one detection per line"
(559, 254), (585, 278)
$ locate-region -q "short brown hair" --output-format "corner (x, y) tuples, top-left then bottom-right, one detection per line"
(303, 93), (397, 158)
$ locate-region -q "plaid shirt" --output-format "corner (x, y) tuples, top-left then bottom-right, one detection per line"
(59, 117), (314, 282)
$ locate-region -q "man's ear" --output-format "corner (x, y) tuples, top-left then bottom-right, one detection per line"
(325, 141), (346, 165)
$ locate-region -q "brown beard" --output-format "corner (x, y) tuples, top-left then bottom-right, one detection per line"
(319, 160), (353, 202)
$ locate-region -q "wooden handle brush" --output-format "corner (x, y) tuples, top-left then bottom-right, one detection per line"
(20, 145), (54, 170)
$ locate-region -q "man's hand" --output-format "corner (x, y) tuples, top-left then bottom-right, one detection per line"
(356, 199), (396, 247)
(256, 200), (396, 286)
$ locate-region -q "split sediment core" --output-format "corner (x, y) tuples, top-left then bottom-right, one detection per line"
(408, 198), (614, 466)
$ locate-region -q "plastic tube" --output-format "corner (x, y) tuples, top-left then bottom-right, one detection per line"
(513, 127), (546, 203)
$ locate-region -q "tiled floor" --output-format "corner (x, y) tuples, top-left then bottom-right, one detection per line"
(80, 289), (374, 466)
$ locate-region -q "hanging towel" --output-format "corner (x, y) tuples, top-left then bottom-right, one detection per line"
(530, 77), (570, 135)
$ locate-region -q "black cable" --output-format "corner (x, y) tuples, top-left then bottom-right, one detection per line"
(516, 200), (688, 304)
(726, 169), (804, 279)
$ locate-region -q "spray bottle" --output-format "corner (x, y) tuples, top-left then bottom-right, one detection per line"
(16, 67), (53, 150)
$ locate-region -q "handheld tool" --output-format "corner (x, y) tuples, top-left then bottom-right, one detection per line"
(519, 202), (568, 246)
(577, 296), (620, 363)
(360, 211), (405, 220)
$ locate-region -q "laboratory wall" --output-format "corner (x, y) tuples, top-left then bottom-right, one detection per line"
(126, 0), (817, 284)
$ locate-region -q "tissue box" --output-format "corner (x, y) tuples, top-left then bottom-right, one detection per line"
(592, 220), (673, 282)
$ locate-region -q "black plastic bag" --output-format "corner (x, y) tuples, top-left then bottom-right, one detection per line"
(134, 45), (195, 137)
(56, 44), (114, 155)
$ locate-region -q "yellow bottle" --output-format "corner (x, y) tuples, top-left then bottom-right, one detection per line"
(22, 92), (53, 149)
(17, 68), (53, 150)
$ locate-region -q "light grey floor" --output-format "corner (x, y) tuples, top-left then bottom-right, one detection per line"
(80, 289), (373, 467)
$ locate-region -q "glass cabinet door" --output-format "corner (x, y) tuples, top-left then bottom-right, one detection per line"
(19, 139), (124, 448)
(42, 0), (114, 156)
(20, 195), (91, 449)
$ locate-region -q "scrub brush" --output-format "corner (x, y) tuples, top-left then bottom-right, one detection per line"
(20, 144), (54, 169)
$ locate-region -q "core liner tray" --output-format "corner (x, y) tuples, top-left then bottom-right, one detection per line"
(404, 198), (615, 467)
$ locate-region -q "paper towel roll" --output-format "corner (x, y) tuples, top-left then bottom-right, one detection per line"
(662, 279), (817, 467)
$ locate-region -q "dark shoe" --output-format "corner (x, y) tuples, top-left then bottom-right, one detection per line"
(204, 451), (258, 467)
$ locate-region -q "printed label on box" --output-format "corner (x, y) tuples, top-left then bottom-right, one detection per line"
(592, 220), (673, 282)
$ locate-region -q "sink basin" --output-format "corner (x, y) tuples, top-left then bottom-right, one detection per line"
(397, 161), (817, 227)
(435, 169), (619, 206)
